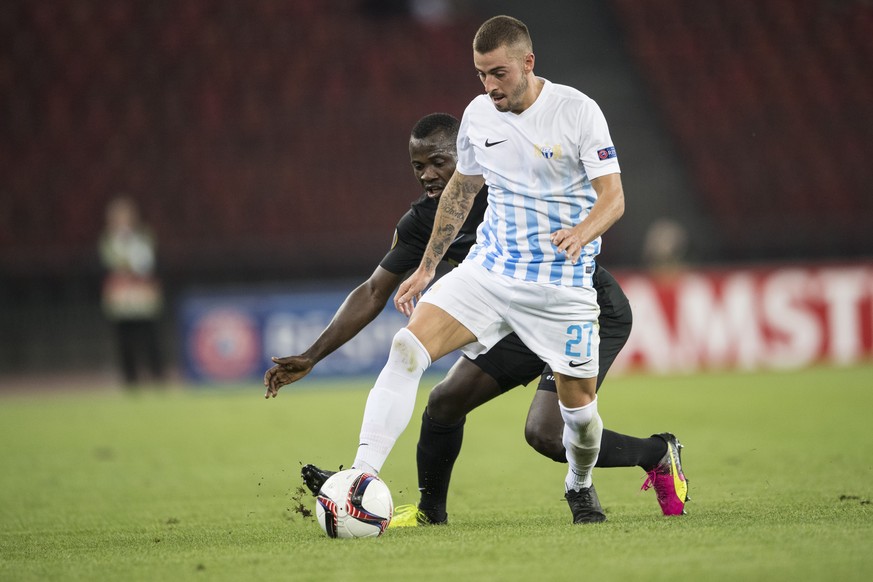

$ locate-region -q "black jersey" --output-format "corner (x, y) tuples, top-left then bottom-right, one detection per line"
(379, 186), (489, 274)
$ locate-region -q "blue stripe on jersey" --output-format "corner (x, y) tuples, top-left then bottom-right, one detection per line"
(502, 208), (520, 278)
(492, 191), (521, 277)
(477, 217), (497, 271)
(523, 195), (543, 281)
(570, 203), (586, 287)
(547, 199), (566, 284)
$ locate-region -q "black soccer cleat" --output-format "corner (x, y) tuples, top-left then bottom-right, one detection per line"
(565, 485), (607, 524)
(301, 464), (335, 496)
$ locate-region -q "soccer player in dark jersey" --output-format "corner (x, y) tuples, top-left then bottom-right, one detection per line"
(264, 113), (688, 523)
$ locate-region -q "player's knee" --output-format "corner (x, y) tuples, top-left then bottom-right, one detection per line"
(425, 358), (494, 424)
(559, 401), (603, 454)
(387, 328), (431, 375)
(426, 382), (465, 424)
(524, 418), (566, 462)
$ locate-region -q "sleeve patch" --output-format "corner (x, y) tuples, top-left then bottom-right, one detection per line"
(597, 146), (617, 160)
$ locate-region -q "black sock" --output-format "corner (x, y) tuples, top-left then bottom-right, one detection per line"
(595, 429), (667, 470)
(416, 408), (465, 520)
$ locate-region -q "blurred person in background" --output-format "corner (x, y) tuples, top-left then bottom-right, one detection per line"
(99, 196), (166, 388)
(642, 217), (689, 281)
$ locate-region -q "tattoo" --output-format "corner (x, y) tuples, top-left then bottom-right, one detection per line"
(422, 175), (482, 270)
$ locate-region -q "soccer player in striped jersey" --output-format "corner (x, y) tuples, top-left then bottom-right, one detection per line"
(385, 15), (623, 523)
(267, 107), (688, 524)
(284, 15), (685, 524)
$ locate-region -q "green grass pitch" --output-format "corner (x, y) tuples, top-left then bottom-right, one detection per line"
(1, 364), (872, 581)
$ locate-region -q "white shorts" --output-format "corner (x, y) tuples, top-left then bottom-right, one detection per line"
(419, 261), (600, 378)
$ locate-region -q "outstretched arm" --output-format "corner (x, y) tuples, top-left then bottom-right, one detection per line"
(394, 171), (485, 316)
(264, 266), (404, 398)
(551, 173), (625, 264)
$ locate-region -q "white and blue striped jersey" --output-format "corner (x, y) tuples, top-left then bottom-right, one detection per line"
(456, 79), (621, 287)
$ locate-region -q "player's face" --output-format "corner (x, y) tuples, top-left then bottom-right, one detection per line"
(409, 132), (457, 199)
(474, 44), (534, 113)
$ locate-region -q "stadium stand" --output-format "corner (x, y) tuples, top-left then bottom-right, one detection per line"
(612, 0), (873, 260)
(0, 0), (481, 374)
(0, 0), (480, 279)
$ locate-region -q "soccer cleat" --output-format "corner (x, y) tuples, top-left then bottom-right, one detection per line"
(389, 504), (429, 528)
(301, 464), (335, 496)
(388, 504), (447, 528)
(641, 433), (689, 516)
(565, 485), (607, 524)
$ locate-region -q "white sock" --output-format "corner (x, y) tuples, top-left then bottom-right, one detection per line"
(353, 328), (431, 474)
(560, 397), (603, 492)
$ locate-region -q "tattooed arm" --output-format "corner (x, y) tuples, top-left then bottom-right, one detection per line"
(394, 171), (485, 316)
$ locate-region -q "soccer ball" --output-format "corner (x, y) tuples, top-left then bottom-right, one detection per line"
(315, 469), (393, 538)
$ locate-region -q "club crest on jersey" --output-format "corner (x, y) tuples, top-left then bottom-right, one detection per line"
(534, 143), (562, 160)
(597, 146), (617, 160)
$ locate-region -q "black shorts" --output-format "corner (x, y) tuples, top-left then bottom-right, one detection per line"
(467, 264), (632, 393)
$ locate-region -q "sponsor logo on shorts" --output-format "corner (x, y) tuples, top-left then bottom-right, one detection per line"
(568, 358), (593, 368)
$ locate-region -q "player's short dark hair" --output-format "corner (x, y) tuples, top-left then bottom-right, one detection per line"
(473, 15), (532, 55)
(410, 113), (460, 141)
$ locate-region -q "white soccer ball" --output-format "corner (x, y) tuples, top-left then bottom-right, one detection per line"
(315, 469), (393, 538)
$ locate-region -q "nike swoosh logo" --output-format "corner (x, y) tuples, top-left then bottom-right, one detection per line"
(568, 359), (593, 368)
(485, 139), (507, 147)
